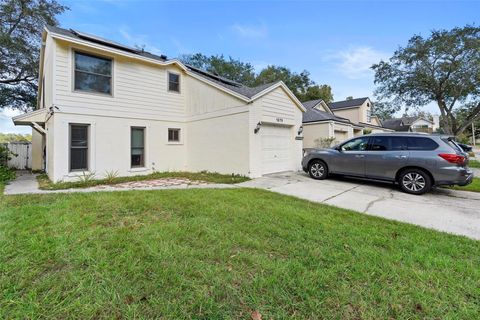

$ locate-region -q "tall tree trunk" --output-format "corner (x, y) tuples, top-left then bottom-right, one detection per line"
(437, 99), (453, 135)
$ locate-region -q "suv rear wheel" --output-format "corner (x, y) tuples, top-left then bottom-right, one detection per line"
(398, 169), (432, 195)
(308, 160), (328, 180)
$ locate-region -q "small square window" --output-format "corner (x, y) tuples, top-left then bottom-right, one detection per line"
(168, 128), (180, 142)
(168, 72), (180, 92)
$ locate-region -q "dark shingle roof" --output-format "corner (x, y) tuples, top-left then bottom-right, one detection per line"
(46, 25), (168, 61)
(328, 97), (369, 110)
(186, 65), (279, 98)
(302, 100), (351, 124)
(383, 116), (433, 131)
(46, 25), (281, 100)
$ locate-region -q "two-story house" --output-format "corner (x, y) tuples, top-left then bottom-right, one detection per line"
(302, 97), (392, 148)
(383, 116), (439, 133)
(13, 26), (305, 182)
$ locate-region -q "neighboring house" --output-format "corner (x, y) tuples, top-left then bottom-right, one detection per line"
(13, 26), (305, 182)
(302, 99), (364, 148)
(327, 97), (390, 133)
(302, 97), (393, 148)
(383, 116), (438, 133)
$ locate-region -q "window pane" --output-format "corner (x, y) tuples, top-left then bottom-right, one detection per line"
(407, 137), (438, 150)
(341, 138), (368, 151)
(75, 71), (111, 94)
(168, 129), (180, 142)
(131, 149), (144, 167)
(75, 52), (112, 76)
(131, 128), (145, 167)
(391, 137), (408, 150)
(370, 136), (389, 151)
(168, 73), (180, 92)
(131, 128), (144, 148)
(71, 125), (88, 147)
(71, 148), (87, 170)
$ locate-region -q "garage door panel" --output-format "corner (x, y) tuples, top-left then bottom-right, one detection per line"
(261, 124), (292, 175)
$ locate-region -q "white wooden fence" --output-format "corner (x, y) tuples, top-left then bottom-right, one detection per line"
(1, 143), (32, 170)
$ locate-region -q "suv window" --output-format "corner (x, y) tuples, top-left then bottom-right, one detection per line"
(407, 137), (438, 150)
(370, 136), (389, 151)
(341, 137), (369, 151)
(369, 136), (408, 151)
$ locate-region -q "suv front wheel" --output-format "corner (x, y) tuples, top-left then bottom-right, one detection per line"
(308, 160), (328, 180)
(398, 169), (432, 195)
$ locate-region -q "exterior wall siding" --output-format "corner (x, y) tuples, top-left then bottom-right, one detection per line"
(53, 40), (185, 121)
(49, 112), (187, 182)
(303, 122), (332, 148)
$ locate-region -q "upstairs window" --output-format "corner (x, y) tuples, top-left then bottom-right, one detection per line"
(131, 127), (145, 167)
(74, 52), (112, 95)
(366, 109), (372, 123)
(168, 72), (180, 92)
(168, 128), (180, 142)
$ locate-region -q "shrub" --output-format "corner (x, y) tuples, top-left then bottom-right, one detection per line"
(314, 137), (336, 148)
(0, 165), (15, 183)
(103, 170), (119, 184)
(0, 144), (17, 166)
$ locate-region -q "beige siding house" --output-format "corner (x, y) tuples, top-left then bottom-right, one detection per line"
(13, 26), (305, 182)
(302, 97), (393, 148)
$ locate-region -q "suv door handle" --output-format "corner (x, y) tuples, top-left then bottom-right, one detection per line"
(355, 155), (365, 158)
(395, 155), (407, 159)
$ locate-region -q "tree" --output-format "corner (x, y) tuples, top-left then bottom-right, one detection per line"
(345, 96), (354, 100)
(0, 133), (32, 143)
(180, 53), (256, 86)
(299, 84), (334, 103)
(0, 0), (67, 111)
(372, 25), (480, 136)
(254, 65), (312, 98)
(371, 101), (398, 121)
(181, 54), (334, 102)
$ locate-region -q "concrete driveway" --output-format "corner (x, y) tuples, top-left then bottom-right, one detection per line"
(238, 172), (480, 240)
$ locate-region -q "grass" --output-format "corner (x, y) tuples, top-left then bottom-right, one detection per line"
(37, 171), (250, 190)
(469, 159), (480, 168)
(447, 177), (480, 193)
(1, 188), (479, 319)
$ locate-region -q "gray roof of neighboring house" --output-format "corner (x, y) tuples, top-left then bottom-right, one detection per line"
(328, 97), (369, 110)
(302, 100), (352, 124)
(46, 25), (280, 100)
(383, 116), (433, 131)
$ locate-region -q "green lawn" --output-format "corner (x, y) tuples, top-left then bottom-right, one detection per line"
(447, 177), (480, 193)
(469, 159), (480, 168)
(1, 189), (479, 319)
(37, 171), (250, 190)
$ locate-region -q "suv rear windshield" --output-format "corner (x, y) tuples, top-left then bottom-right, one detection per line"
(407, 137), (439, 150)
(441, 138), (464, 153)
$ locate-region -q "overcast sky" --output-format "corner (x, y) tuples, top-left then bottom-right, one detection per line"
(2, 0), (479, 134)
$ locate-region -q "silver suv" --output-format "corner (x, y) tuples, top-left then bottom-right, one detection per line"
(302, 133), (474, 195)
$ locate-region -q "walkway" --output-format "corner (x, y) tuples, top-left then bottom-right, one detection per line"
(3, 171), (236, 195)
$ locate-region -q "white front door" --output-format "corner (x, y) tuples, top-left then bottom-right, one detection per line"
(260, 124), (292, 175)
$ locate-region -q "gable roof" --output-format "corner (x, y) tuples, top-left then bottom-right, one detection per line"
(383, 116), (433, 131)
(185, 65), (280, 98)
(328, 97), (369, 110)
(43, 25), (305, 111)
(302, 100), (352, 124)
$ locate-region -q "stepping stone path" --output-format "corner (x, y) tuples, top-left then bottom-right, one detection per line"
(92, 178), (209, 190)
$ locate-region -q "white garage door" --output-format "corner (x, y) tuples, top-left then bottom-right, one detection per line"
(261, 124), (292, 175)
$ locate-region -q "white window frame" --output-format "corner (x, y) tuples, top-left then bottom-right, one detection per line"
(72, 50), (114, 96)
(69, 123), (90, 172)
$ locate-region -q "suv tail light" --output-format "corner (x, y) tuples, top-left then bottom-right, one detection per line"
(438, 153), (465, 164)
